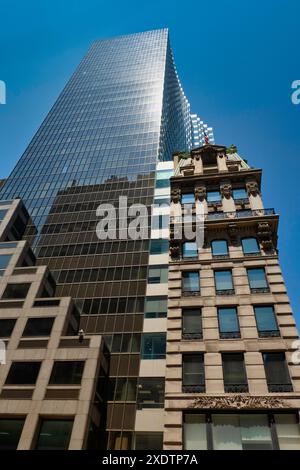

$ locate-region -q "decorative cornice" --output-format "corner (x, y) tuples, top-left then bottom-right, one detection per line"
(191, 395), (290, 410)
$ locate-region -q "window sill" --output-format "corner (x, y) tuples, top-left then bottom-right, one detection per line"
(220, 332), (241, 339)
(216, 289), (235, 296)
(250, 288), (270, 294)
(182, 385), (205, 393)
(224, 384), (249, 393)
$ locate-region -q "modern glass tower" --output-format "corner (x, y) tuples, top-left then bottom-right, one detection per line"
(0, 29), (211, 448)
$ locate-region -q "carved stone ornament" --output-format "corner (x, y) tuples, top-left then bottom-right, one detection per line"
(257, 222), (272, 240)
(171, 187), (181, 204)
(169, 241), (180, 258)
(220, 180), (232, 199)
(246, 179), (260, 197)
(195, 185), (206, 201)
(228, 223), (238, 244)
(191, 395), (290, 410)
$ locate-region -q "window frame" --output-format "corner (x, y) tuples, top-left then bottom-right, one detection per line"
(214, 269), (235, 295)
(247, 267), (269, 293)
(211, 239), (229, 258)
(182, 271), (200, 296)
(253, 305), (280, 338)
(222, 353), (248, 393)
(262, 352), (293, 392)
(217, 307), (240, 339)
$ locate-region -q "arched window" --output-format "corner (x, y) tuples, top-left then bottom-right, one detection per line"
(211, 240), (229, 257)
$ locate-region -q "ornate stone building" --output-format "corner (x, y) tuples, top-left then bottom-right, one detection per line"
(164, 144), (300, 450)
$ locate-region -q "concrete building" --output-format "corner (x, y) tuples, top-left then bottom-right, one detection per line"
(164, 144), (300, 450)
(0, 199), (108, 450)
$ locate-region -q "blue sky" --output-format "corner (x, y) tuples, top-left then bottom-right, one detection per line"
(0, 0), (299, 324)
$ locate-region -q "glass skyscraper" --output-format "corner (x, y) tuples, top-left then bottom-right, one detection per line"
(0, 29), (211, 448)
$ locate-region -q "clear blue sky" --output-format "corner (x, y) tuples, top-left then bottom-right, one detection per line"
(0, 0), (299, 324)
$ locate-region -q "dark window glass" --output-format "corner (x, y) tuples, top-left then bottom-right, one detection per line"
(141, 333), (166, 359)
(0, 318), (16, 337)
(242, 238), (260, 254)
(0, 254), (11, 270)
(0, 209), (8, 220)
(114, 378), (137, 401)
(182, 242), (197, 259)
(247, 268), (268, 290)
(263, 353), (292, 392)
(254, 306), (279, 337)
(148, 266), (168, 284)
(135, 432), (163, 450)
(218, 307), (240, 338)
(2, 283), (31, 299)
(207, 191), (221, 203)
(0, 419), (25, 450)
(153, 196), (170, 206)
(0, 242), (18, 249)
(5, 361), (41, 385)
(182, 309), (202, 339)
(233, 188), (248, 200)
(22, 317), (54, 337)
(145, 297), (167, 318)
(182, 355), (205, 392)
(214, 270), (234, 293)
(222, 353), (248, 392)
(150, 239), (169, 255)
(182, 271), (200, 294)
(137, 377), (165, 408)
(49, 361), (84, 385)
(181, 193), (195, 204)
(35, 420), (73, 450)
(211, 240), (228, 257)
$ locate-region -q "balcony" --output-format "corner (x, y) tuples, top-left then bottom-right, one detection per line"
(220, 332), (241, 339)
(170, 208), (276, 225)
(224, 384), (249, 393)
(268, 383), (293, 393)
(182, 332), (203, 340)
(206, 208), (275, 221)
(182, 384), (205, 393)
(216, 289), (235, 296)
(258, 330), (280, 338)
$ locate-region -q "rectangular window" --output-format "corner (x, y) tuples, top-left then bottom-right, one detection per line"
(242, 238), (260, 255)
(263, 353), (293, 392)
(212, 414), (272, 450)
(0, 318), (16, 337)
(155, 170), (173, 189)
(141, 333), (166, 360)
(182, 271), (200, 295)
(182, 354), (205, 392)
(153, 196), (170, 206)
(0, 209), (8, 221)
(144, 296), (167, 318)
(218, 307), (240, 339)
(22, 317), (55, 337)
(0, 419), (25, 450)
(207, 191), (221, 203)
(150, 239), (169, 255)
(2, 283), (31, 299)
(147, 265), (168, 284)
(184, 414), (207, 450)
(274, 414), (300, 450)
(35, 419), (73, 450)
(182, 242), (197, 259)
(182, 309), (202, 339)
(254, 306), (279, 337)
(0, 254), (11, 275)
(49, 361), (85, 385)
(135, 432), (163, 450)
(222, 353), (248, 393)
(211, 240), (228, 257)
(247, 268), (269, 292)
(5, 361), (41, 385)
(232, 188), (248, 200)
(137, 377), (165, 409)
(152, 214), (169, 230)
(0, 242), (18, 249)
(214, 270), (234, 294)
(183, 412), (300, 450)
(114, 377), (137, 401)
(181, 193), (195, 204)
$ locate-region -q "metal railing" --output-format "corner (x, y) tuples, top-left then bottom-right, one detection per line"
(171, 208), (276, 224)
